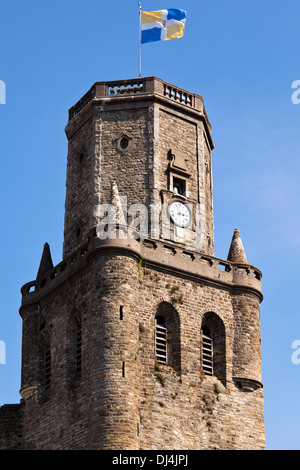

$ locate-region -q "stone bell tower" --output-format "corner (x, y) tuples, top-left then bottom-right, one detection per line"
(62, 77), (214, 258)
(0, 77), (265, 450)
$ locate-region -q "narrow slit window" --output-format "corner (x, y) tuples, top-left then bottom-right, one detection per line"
(155, 316), (167, 365)
(43, 345), (51, 391)
(120, 306), (123, 320)
(75, 319), (82, 373)
(201, 326), (213, 376)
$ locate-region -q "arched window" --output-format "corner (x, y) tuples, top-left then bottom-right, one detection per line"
(66, 310), (82, 381)
(201, 312), (226, 384)
(155, 302), (181, 370)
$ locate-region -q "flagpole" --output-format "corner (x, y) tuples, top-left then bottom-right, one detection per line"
(138, 2), (142, 78)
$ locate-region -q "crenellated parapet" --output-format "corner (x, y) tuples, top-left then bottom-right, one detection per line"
(20, 228), (262, 311)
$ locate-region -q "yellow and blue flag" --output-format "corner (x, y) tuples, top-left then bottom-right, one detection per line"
(141, 9), (186, 44)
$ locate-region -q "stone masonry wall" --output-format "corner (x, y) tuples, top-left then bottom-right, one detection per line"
(203, 136), (214, 254)
(157, 108), (214, 255)
(231, 292), (263, 382)
(138, 264), (264, 450)
(63, 115), (95, 258)
(0, 404), (23, 450)
(19, 251), (264, 450)
(158, 109), (198, 198)
(96, 106), (151, 210)
(21, 253), (141, 450)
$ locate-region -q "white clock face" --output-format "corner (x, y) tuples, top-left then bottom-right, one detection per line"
(169, 201), (191, 228)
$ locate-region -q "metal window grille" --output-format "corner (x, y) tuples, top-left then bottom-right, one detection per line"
(75, 320), (82, 373)
(202, 327), (213, 376)
(155, 316), (167, 365)
(43, 345), (51, 391)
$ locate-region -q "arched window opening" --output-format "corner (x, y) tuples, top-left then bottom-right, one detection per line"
(154, 302), (181, 371)
(155, 315), (167, 365)
(66, 310), (82, 383)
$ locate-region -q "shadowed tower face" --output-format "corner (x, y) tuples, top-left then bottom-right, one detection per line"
(0, 77), (265, 451)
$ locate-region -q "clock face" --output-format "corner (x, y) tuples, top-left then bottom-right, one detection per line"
(169, 201), (191, 228)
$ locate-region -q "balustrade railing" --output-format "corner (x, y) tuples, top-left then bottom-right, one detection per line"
(68, 77), (201, 121)
(107, 80), (144, 95)
(163, 83), (193, 106)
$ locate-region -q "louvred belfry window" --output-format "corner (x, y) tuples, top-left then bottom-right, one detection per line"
(201, 326), (213, 376)
(155, 316), (167, 365)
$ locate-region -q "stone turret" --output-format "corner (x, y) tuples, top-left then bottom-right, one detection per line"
(229, 228), (263, 392)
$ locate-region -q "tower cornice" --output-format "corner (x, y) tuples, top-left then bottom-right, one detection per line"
(65, 76), (214, 150)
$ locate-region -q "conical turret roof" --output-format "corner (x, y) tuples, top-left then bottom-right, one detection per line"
(36, 243), (53, 279)
(227, 228), (248, 264)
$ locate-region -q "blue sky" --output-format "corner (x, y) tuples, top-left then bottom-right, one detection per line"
(1, 0), (300, 450)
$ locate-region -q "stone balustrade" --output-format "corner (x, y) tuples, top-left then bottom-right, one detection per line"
(68, 77), (206, 121)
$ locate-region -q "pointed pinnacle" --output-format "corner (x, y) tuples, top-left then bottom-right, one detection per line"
(110, 182), (126, 225)
(36, 243), (53, 279)
(227, 228), (248, 264)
